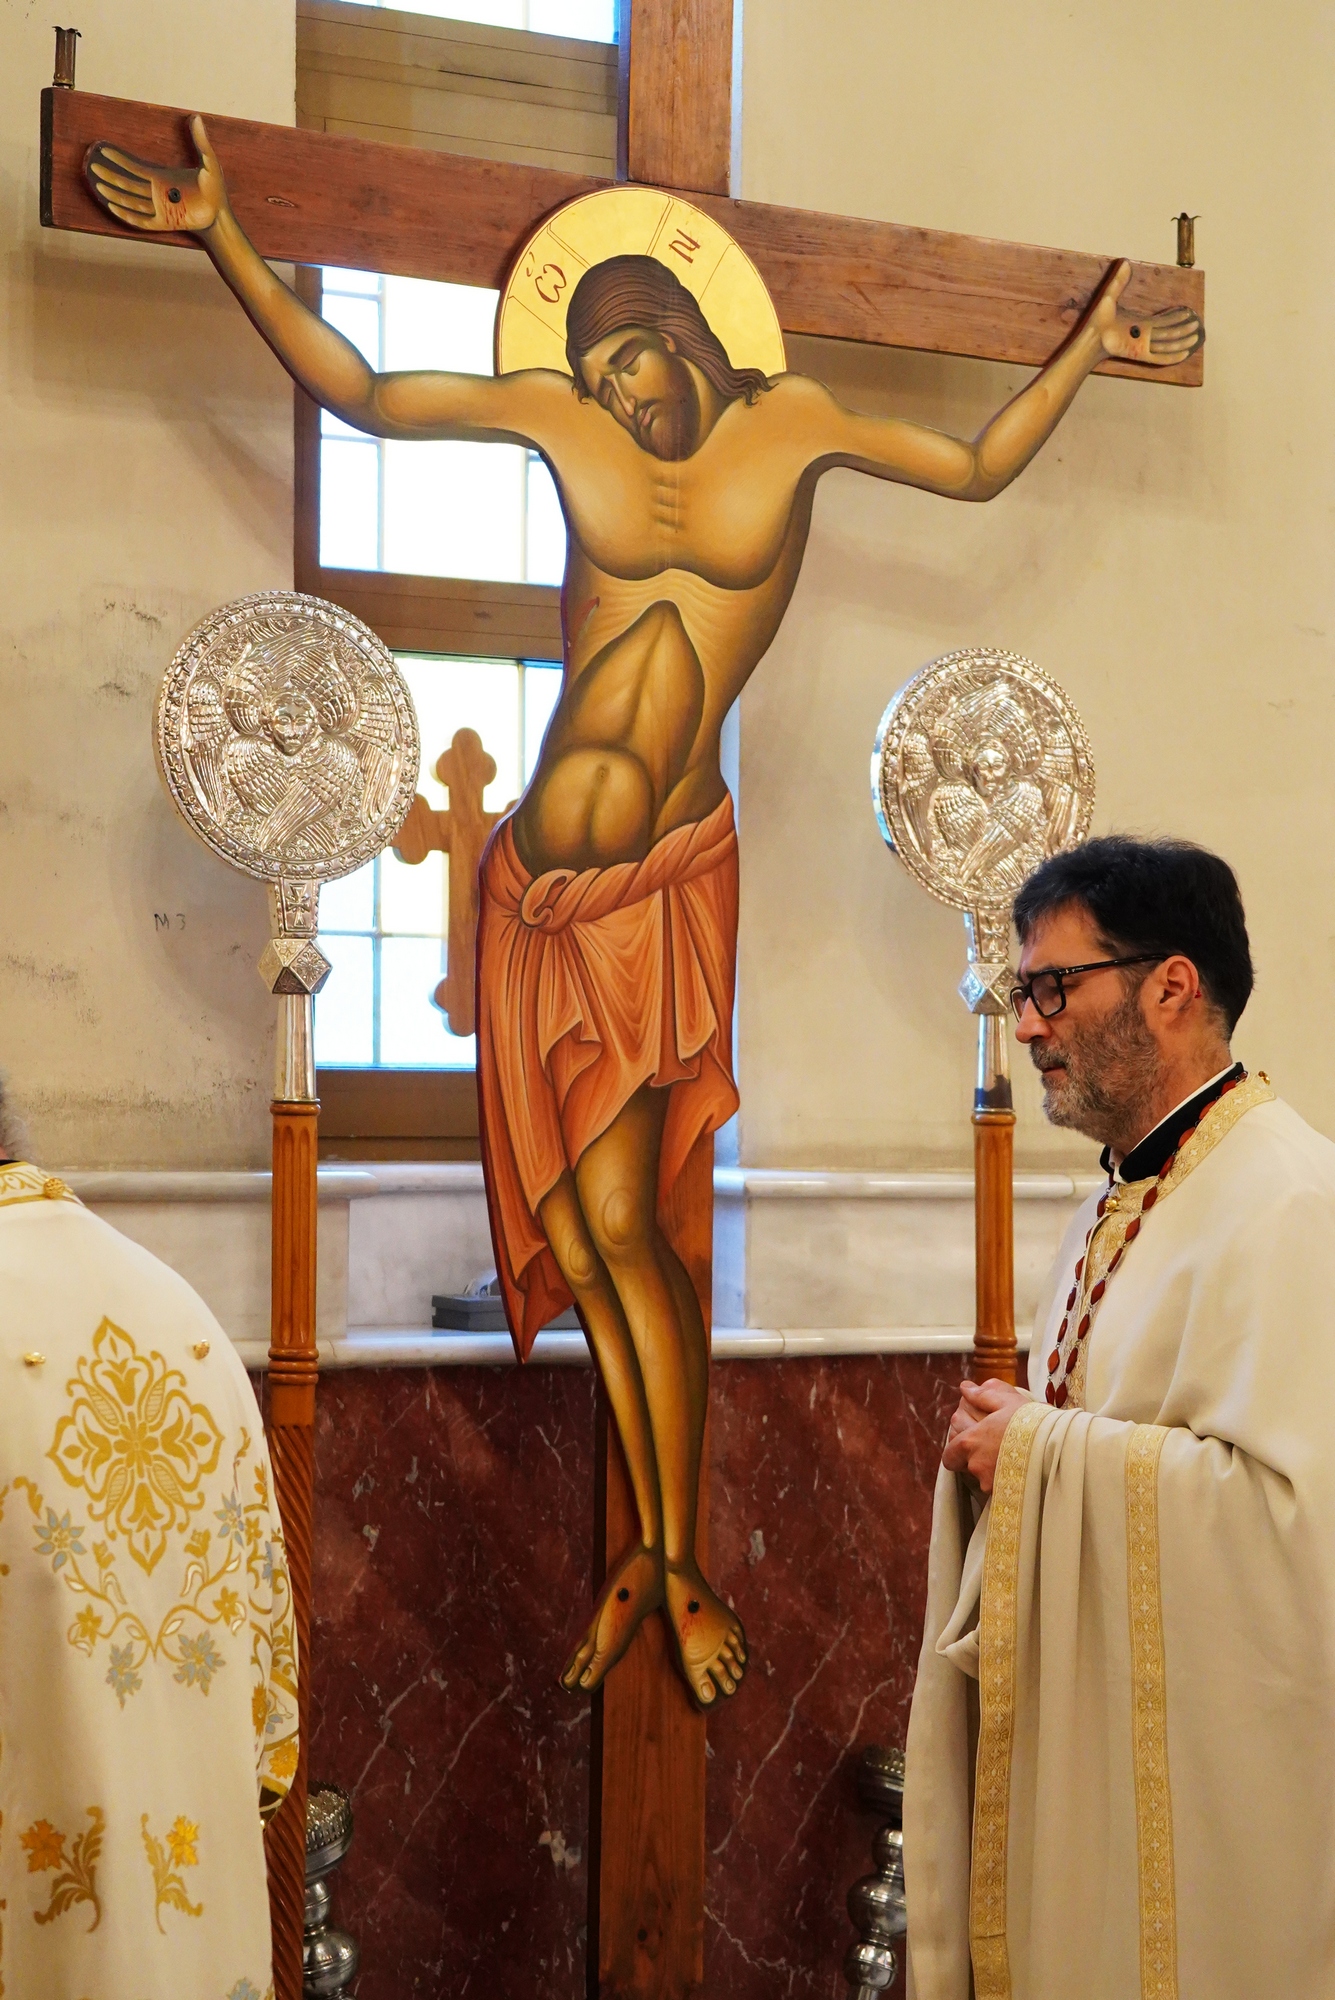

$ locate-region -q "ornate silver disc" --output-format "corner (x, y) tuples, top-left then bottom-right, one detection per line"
(871, 646), (1095, 918)
(155, 591), (420, 884)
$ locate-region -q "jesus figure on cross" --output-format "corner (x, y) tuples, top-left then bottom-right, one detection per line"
(88, 118), (1200, 1711)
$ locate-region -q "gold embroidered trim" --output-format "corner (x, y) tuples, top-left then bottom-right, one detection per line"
(0, 1164), (80, 1212)
(1059, 1073), (1274, 1407)
(970, 1399), (1047, 1999)
(1126, 1423), (1177, 1999)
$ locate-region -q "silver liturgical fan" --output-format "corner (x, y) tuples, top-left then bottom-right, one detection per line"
(872, 646), (1095, 1383)
(155, 589), (420, 1099)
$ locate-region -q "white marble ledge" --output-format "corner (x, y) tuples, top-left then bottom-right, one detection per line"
(232, 1323), (1031, 1371)
(65, 1164), (1102, 1205)
(715, 1167), (1105, 1202)
(63, 1164), (485, 1204)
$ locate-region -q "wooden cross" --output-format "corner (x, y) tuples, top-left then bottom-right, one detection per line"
(39, 12), (1203, 1995)
(393, 727), (514, 1040)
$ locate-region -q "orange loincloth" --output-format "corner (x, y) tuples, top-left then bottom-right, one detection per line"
(476, 794), (739, 1361)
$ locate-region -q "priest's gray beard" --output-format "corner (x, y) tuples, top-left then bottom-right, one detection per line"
(1030, 983), (1159, 1156)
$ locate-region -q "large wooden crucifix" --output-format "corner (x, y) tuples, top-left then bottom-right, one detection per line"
(41, 8), (1203, 1994)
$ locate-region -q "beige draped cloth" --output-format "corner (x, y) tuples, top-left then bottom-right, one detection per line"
(904, 1081), (1335, 1999)
(0, 1163), (297, 2000)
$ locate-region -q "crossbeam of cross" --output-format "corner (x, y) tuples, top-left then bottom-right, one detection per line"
(38, 8), (1204, 1994)
(393, 728), (514, 1039)
(39, 31), (1202, 383)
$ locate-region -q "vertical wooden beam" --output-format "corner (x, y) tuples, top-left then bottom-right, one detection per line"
(588, 1130), (713, 1999)
(617, 0), (733, 195)
(292, 267), (323, 592)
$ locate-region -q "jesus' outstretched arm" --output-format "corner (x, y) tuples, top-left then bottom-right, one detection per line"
(779, 259), (1202, 502)
(85, 117), (558, 446)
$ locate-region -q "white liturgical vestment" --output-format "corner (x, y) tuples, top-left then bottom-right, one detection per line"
(0, 1163), (298, 2000)
(904, 1079), (1335, 1999)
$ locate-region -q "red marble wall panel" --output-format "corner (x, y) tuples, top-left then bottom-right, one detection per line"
(306, 1353), (960, 1997)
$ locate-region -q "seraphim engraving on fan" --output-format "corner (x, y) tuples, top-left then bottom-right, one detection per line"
(872, 646), (1095, 919)
(155, 589), (419, 883)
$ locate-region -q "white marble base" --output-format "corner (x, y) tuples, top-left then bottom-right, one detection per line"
(63, 1161), (1100, 1367)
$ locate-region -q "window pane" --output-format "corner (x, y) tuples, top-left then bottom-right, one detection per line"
(321, 860), (375, 933)
(321, 292), (381, 369)
(398, 0), (523, 26)
(382, 439), (526, 581)
(380, 936), (477, 1067)
(400, 655), (523, 810)
(347, 0), (613, 48)
(320, 439), (380, 569)
(529, 0), (614, 37)
(526, 453), (567, 584)
(315, 934), (375, 1066)
(383, 278), (498, 375)
(380, 847), (447, 937)
(321, 406), (367, 440)
(523, 663), (563, 780)
(322, 266), (381, 295)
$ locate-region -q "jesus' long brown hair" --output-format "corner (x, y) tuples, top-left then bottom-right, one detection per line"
(564, 255), (773, 405)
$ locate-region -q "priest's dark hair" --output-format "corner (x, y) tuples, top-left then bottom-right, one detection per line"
(564, 255), (773, 405)
(1012, 835), (1254, 1033)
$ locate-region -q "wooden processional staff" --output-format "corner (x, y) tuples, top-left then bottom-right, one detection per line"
(154, 591), (420, 2000)
(872, 648), (1095, 1383)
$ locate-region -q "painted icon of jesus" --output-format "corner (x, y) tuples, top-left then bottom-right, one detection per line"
(87, 120), (1201, 1709)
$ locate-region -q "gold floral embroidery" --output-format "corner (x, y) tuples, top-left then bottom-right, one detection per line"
(970, 1400), (1047, 2000)
(47, 1318), (224, 1575)
(16, 1429), (297, 1781)
(141, 1813), (203, 1932)
(20, 1809), (104, 1931)
(1126, 1424), (1177, 1999)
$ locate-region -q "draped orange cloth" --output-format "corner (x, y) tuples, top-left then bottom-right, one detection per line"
(476, 795), (739, 1360)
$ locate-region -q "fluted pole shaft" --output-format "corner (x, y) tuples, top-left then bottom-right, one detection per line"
(972, 1109), (1016, 1385)
(265, 1099), (320, 2000)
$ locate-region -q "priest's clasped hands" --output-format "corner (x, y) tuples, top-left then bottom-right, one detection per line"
(942, 1378), (1033, 1493)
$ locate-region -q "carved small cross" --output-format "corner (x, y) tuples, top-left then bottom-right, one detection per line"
(393, 728), (514, 1038)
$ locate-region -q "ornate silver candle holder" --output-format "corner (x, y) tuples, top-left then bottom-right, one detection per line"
(305, 1782), (360, 1996)
(842, 1745), (906, 1998)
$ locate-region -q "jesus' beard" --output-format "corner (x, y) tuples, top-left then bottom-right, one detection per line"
(1031, 983), (1161, 1157)
(636, 360), (701, 461)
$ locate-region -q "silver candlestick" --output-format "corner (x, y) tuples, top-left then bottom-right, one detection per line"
(305, 1782), (360, 1996)
(842, 1745), (907, 1998)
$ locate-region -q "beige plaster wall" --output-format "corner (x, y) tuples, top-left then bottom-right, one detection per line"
(3, 0), (1327, 1177)
(736, 0), (1334, 1167)
(0, 2), (295, 1167)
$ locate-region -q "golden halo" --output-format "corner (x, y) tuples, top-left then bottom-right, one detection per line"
(495, 186), (786, 380)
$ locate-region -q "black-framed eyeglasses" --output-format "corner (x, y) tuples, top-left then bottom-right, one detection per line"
(1008, 955), (1162, 1023)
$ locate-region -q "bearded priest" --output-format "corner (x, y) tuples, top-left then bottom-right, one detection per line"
(903, 837), (1335, 2000)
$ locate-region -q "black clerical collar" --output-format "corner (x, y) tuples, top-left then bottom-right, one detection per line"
(1100, 1062), (1245, 1182)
